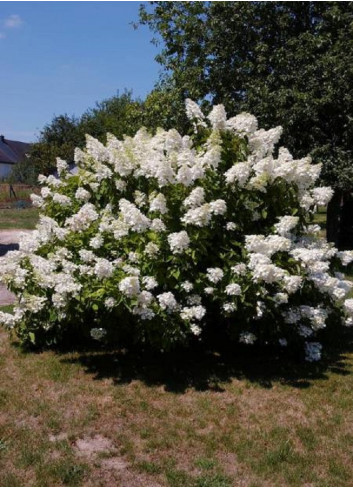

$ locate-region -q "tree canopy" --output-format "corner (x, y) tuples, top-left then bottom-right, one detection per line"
(140, 1), (353, 246)
(140, 2), (353, 185)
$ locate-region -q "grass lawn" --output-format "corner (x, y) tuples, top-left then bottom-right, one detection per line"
(0, 208), (39, 230)
(313, 206), (327, 228)
(1, 206), (353, 485)
(0, 184), (38, 204)
(0, 326), (353, 486)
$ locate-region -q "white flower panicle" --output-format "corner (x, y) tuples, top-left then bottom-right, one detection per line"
(75, 187), (91, 202)
(226, 113), (258, 135)
(274, 216), (299, 236)
(90, 235), (104, 249)
(185, 98), (207, 128)
(206, 268), (224, 284)
(207, 104), (227, 130)
(239, 332), (257, 344)
(104, 297), (116, 309)
(225, 162), (252, 187)
(181, 281), (194, 292)
(225, 283), (242, 296)
(143, 276), (158, 290)
(119, 199), (150, 233)
(183, 187), (205, 209)
(149, 193), (168, 214)
(209, 199), (227, 215)
(94, 258), (113, 279)
(157, 292), (179, 312)
(181, 204), (212, 227)
(144, 242), (160, 257)
(119, 276), (140, 298)
(180, 305), (206, 321)
(190, 324), (202, 336)
(168, 231), (190, 254)
(53, 193), (71, 207)
(305, 342), (322, 362)
(337, 251), (353, 266)
(66, 203), (98, 231)
(312, 187), (334, 206)
(56, 158), (68, 176)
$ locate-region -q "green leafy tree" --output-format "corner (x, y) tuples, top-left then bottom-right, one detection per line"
(78, 91), (144, 143)
(142, 86), (189, 132)
(23, 114), (83, 178)
(23, 93), (142, 181)
(21, 89), (189, 185)
(140, 1), (353, 248)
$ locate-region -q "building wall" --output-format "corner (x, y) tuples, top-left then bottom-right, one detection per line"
(0, 163), (13, 178)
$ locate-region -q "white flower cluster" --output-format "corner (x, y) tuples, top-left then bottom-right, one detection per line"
(168, 231), (190, 254)
(157, 292), (179, 312)
(206, 268), (224, 284)
(0, 99), (351, 361)
(119, 276), (140, 298)
(304, 342), (322, 362)
(274, 216), (299, 236)
(66, 203), (98, 231)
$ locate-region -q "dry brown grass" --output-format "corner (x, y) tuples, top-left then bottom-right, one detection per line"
(0, 326), (353, 486)
(1, 206), (353, 485)
(0, 184), (38, 206)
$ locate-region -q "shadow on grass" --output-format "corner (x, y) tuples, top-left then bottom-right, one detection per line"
(0, 243), (19, 257)
(59, 338), (353, 394)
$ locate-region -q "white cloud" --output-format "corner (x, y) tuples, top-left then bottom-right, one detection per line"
(4, 14), (23, 28)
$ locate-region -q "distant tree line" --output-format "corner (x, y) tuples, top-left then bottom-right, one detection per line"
(11, 89), (188, 185)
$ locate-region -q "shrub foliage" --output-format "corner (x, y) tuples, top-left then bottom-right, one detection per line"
(1, 101), (353, 361)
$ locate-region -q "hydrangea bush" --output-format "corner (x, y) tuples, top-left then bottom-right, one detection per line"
(1, 100), (353, 361)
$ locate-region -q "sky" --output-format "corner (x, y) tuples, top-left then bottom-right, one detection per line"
(0, 2), (161, 142)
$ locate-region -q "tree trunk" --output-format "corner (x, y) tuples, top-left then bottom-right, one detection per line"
(339, 192), (353, 250)
(326, 189), (342, 246)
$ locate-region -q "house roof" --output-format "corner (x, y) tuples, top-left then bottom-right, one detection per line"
(0, 136), (31, 165)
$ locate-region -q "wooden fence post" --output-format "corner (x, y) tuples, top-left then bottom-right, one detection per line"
(9, 184), (17, 199)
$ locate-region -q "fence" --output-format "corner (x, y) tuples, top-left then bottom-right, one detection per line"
(0, 184), (39, 208)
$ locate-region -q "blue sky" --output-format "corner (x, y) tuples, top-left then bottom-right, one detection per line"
(0, 2), (160, 142)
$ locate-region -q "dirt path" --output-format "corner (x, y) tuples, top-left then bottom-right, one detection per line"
(0, 229), (32, 306)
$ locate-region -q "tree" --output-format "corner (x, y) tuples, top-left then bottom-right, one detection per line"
(23, 114), (83, 178)
(78, 91), (144, 143)
(140, 1), (353, 248)
(142, 85), (189, 132)
(21, 89), (190, 184)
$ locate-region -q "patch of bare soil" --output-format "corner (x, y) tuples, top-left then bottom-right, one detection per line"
(100, 457), (129, 471)
(73, 435), (158, 486)
(74, 434), (115, 458)
(49, 433), (68, 443)
(89, 465), (163, 487)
